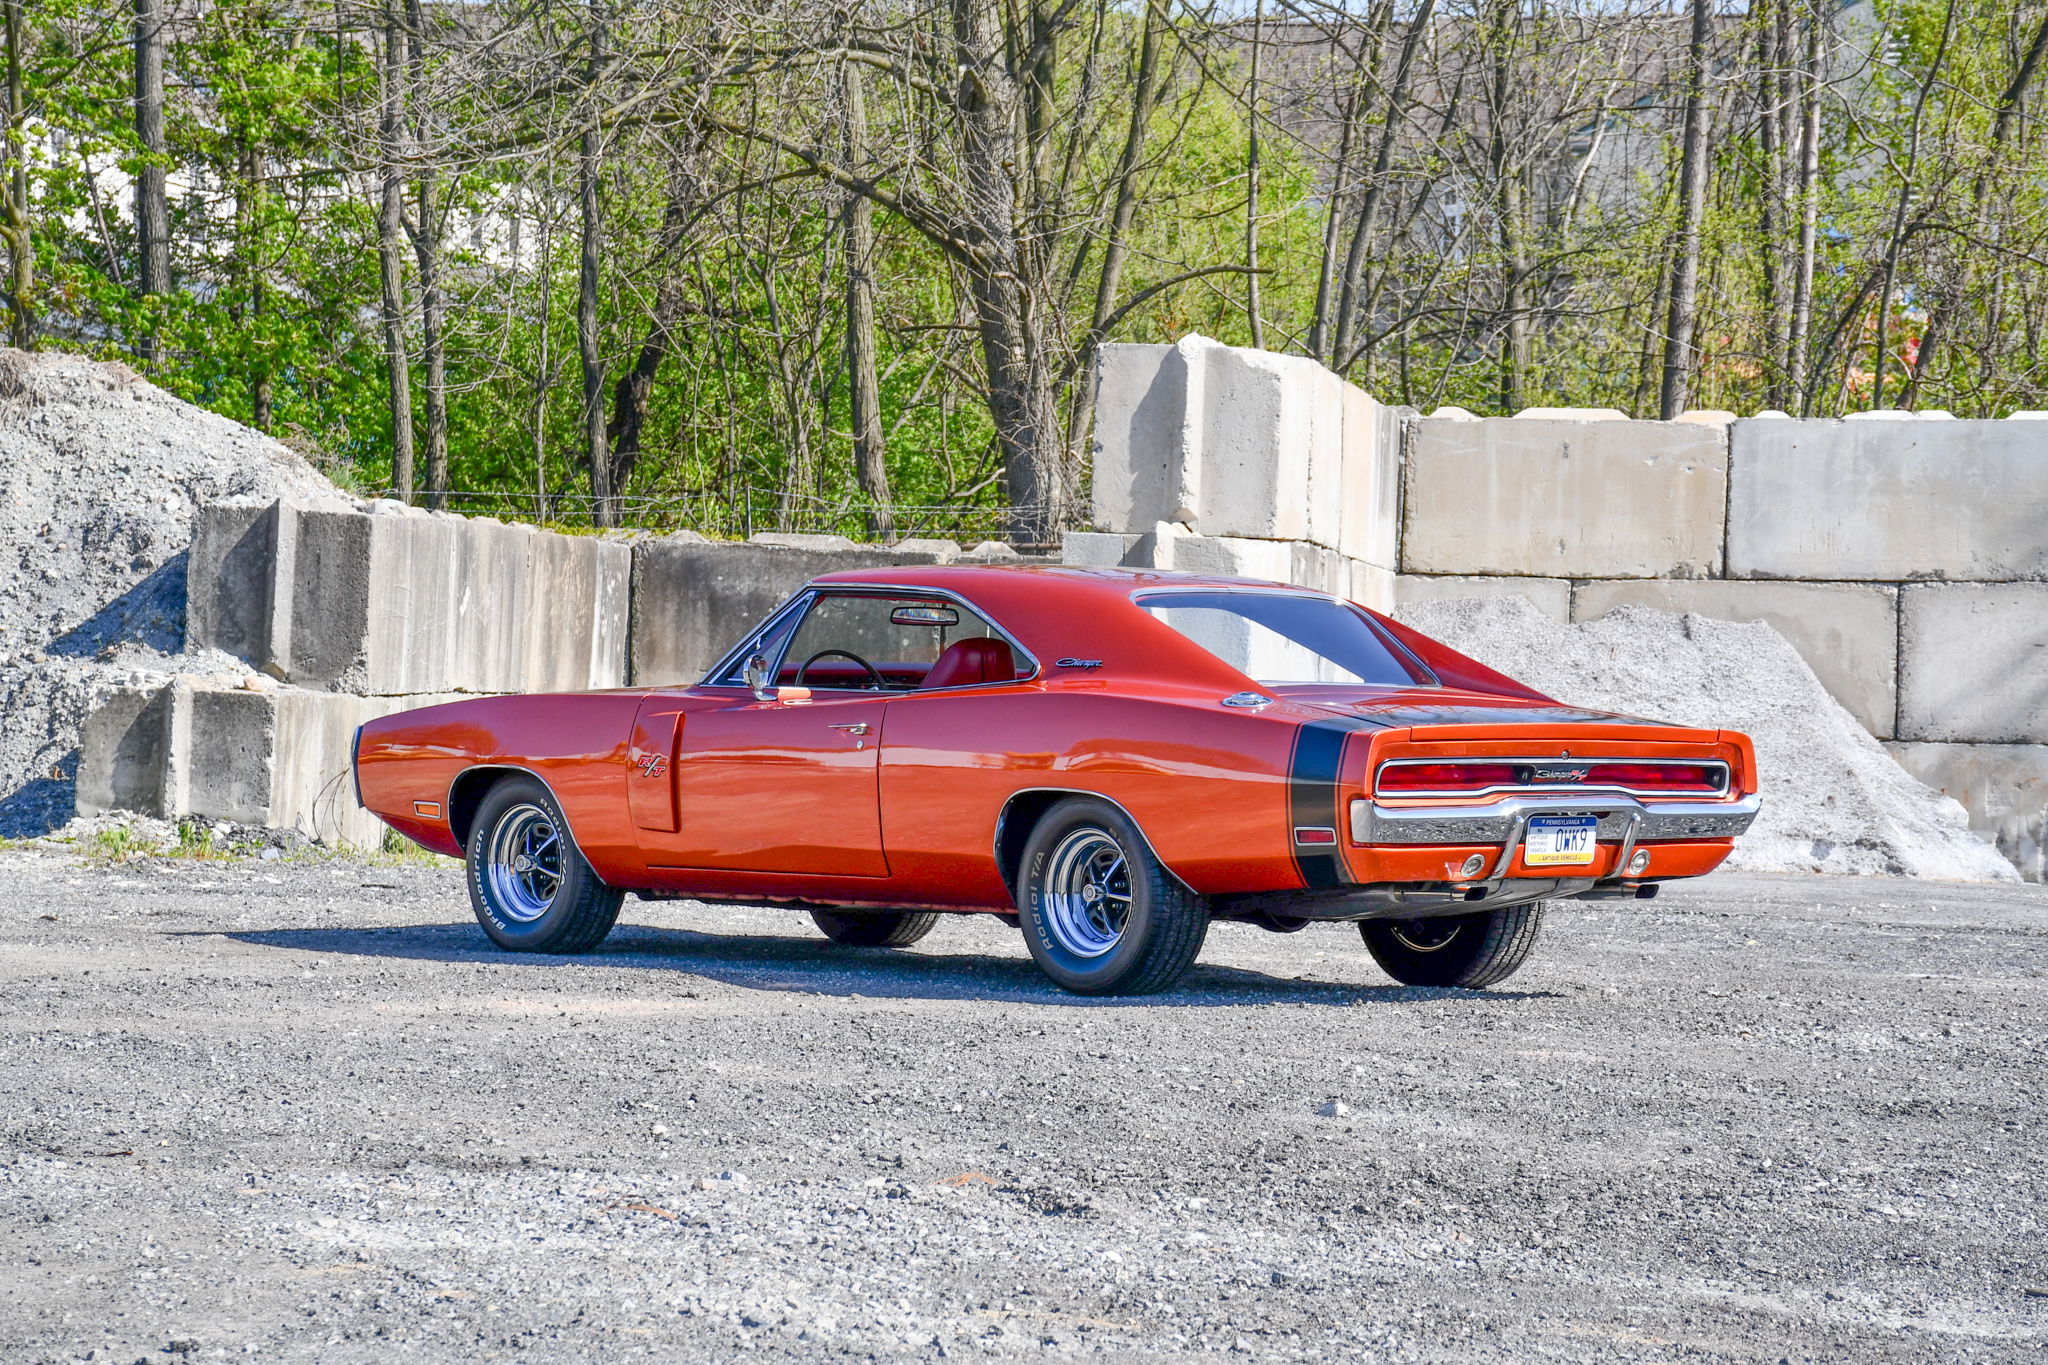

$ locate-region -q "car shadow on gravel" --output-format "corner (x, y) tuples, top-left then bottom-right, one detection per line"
(213, 922), (1560, 1007)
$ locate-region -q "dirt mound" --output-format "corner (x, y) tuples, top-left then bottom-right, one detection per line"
(0, 349), (349, 836)
(1396, 595), (2019, 882)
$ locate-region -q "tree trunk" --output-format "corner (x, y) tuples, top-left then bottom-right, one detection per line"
(1333, 0), (1435, 376)
(952, 0), (1060, 543)
(237, 141), (272, 431)
(411, 174), (448, 506)
(1244, 0), (1265, 350)
(375, 1), (414, 501)
(1067, 0), (1166, 466)
(1658, 0), (1714, 419)
(578, 120), (609, 525)
(132, 0), (168, 361)
(839, 58), (892, 538)
(1787, 3), (1821, 412)
(1486, 0), (1527, 412)
(1757, 0), (1788, 406)
(404, 0), (447, 507)
(1, 0), (31, 349)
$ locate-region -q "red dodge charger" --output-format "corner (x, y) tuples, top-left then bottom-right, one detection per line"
(353, 565), (1759, 995)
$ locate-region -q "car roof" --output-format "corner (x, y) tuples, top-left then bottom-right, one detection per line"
(808, 562), (1325, 597)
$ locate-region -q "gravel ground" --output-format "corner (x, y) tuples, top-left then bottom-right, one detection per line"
(2, 849), (2044, 1364)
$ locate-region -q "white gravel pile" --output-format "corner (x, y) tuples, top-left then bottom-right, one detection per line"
(0, 349), (348, 836)
(1397, 596), (2019, 882)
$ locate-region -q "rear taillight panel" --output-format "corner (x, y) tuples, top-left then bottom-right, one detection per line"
(1374, 758), (1729, 799)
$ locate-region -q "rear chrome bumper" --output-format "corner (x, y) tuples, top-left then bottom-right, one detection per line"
(1351, 792), (1762, 878)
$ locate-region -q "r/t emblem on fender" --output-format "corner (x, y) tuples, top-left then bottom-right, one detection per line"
(635, 753), (668, 778)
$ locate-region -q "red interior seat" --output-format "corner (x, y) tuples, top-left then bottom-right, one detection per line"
(922, 637), (1018, 689)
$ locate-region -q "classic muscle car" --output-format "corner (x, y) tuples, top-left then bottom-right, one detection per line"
(353, 565), (1760, 995)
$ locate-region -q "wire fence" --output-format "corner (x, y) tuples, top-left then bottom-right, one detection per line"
(375, 484), (1058, 549)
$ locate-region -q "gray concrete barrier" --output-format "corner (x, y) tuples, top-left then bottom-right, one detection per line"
(77, 678), (463, 849)
(1888, 742), (2048, 882)
(1898, 582), (2048, 743)
(187, 500), (631, 696)
(1402, 415), (1727, 579)
(1572, 579), (1900, 737)
(1091, 336), (1400, 570)
(1396, 574), (1572, 622)
(1728, 418), (2048, 580)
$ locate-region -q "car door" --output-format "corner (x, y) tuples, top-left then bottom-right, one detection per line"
(638, 589), (945, 878)
(660, 690), (890, 876)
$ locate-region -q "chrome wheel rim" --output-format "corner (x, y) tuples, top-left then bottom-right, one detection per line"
(1041, 827), (1132, 958)
(1389, 918), (1462, 953)
(485, 803), (562, 924)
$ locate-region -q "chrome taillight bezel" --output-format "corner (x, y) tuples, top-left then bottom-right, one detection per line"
(1373, 757), (1733, 801)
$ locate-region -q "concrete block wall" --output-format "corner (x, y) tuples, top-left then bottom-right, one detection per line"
(1081, 337), (2048, 879)
(91, 509), (1049, 847)
(1078, 336), (1401, 610)
(77, 679), (463, 849)
(188, 499), (632, 696)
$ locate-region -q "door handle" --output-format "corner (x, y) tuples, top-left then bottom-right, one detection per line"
(828, 722), (870, 736)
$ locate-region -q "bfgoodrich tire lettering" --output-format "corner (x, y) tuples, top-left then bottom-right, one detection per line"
(1359, 904), (1545, 988)
(466, 775), (623, 954)
(1016, 797), (1208, 996)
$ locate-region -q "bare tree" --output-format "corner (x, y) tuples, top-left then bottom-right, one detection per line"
(132, 0), (169, 361)
(1659, 0), (1713, 418)
(374, 0), (415, 499)
(839, 55), (892, 536)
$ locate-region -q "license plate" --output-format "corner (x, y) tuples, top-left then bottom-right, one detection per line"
(1524, 815), (1598, 867)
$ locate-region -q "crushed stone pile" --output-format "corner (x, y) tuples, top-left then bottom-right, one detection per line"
(1396, 596), (2018, 882)
(0, 349), (349, 837)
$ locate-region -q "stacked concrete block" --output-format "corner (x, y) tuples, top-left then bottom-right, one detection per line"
(1402, 414), (1727, 578)
(1571, 580), (1900, 737)
(629, 534), (954, 685)
(1397, 575), (1572, 622)
(1727, 418), (2048, 580)
(77, 679), (463, 849)
(1897, 583), (2048, 744)
(1083, 336), (1402, 607)
(187, 499), (631, 695)
(1886, 743), (2048, 882)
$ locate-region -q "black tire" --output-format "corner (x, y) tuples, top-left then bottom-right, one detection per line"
(1015, 797), (1208, 996)
(1359, 904), (1545, 988)
(810, 909), (940, 947)
(465, 775), (623, 954)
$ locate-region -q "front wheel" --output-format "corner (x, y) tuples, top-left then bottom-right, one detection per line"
(1016, 797), (1209, 996)
(466, 776), (623, 954)
(1359, 904), (1544, 988)
(810, 909), (940, 947)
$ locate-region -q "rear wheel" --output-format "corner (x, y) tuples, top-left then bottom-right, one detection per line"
(810, 909), (940, 947)
(466, 776), (622, 954)
(1359, 904), (1544, 988)
(1016, 797), (1208, 996)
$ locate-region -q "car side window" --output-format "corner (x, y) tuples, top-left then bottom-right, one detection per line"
(707, 598), (807, 687)
(778, 594), (1020, 691)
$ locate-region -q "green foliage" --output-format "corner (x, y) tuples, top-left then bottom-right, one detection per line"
(7, 0), (2048, 536)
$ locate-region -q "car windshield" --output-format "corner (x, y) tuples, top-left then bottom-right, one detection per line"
(1138, 590), (1431, 688)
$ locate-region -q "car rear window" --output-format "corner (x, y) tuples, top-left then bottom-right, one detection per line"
(1138, 590), (1432, 687)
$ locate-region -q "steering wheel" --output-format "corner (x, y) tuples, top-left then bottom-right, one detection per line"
(795, 648), (887, 691)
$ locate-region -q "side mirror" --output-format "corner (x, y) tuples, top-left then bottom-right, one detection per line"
(743, 653), (776, 702)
